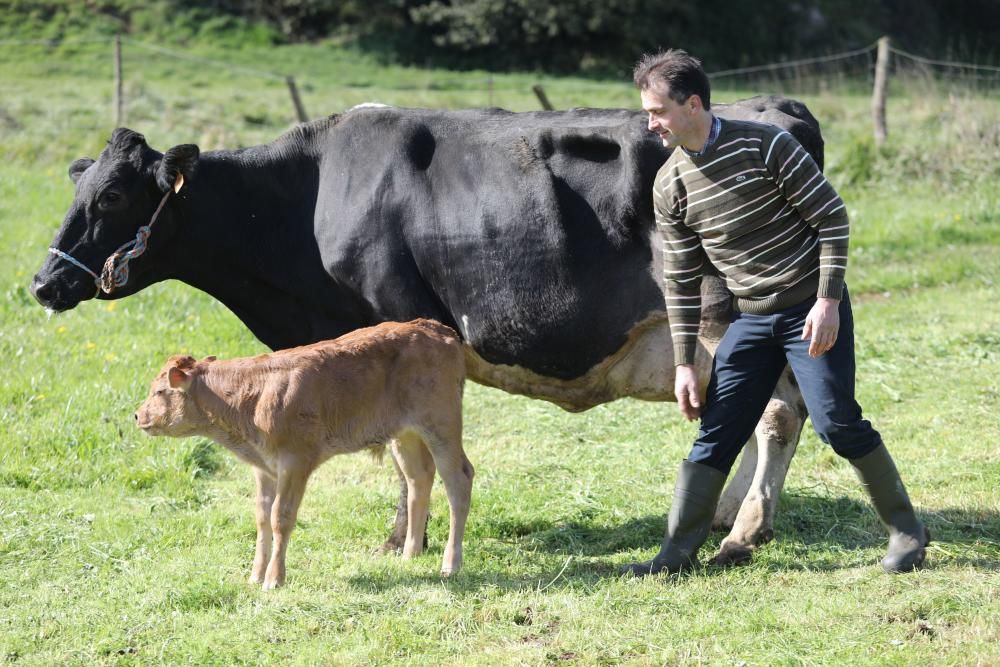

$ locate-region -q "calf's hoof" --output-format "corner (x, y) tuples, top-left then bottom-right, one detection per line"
(262, 577), (284, 591)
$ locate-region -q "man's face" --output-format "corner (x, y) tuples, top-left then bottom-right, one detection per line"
(641, 84), (698, 150)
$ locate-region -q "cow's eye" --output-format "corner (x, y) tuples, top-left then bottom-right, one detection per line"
(98, 189), (124, 211)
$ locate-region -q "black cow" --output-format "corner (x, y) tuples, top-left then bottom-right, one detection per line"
(32, 97), (818, 565)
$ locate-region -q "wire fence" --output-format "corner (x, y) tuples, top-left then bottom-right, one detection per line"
(0, 35), (997, 152)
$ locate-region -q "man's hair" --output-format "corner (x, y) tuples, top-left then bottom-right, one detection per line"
(633, 49), (711, 110)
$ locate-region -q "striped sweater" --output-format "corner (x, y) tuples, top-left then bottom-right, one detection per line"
(654, 118), (849, 365)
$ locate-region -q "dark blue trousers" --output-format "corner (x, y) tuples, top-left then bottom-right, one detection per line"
(689, 288), (882, 473)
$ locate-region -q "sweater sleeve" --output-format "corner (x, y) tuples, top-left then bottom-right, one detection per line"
(762, 129), (849, 300)
(654, 169), (706, 366)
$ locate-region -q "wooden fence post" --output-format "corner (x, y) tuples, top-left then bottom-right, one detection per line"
(872, 36), (890, 146)
(114, 34), (124, 126)
(532, 84), (554, 110)
(286, 76), (308, 123)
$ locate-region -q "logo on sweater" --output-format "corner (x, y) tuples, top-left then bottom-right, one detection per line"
(736, 175), (747, 182)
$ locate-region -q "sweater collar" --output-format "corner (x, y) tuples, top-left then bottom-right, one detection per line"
(683, 115), (721, 158)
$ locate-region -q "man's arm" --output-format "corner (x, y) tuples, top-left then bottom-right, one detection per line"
(654, 174), (706, 419)
(763, 130), (849, 357)
(762, 129), (849, 301)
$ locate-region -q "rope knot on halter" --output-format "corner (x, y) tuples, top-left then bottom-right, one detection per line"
(100, 223), (152, 293)
(47, 173), (184, 296)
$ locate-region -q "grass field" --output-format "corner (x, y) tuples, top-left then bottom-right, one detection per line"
(1, 39), (999, 665)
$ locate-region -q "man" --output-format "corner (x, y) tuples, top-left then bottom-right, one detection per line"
(623, 49), (930, 576)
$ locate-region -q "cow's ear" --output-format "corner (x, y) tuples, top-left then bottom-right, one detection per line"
(155, 144), (199, 192)
(69, 158), (95, 184)
(168, 366), (192, 390)
(202, 356), (217, 363)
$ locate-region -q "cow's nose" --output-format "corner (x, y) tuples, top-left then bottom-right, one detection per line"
(31, 277), (57, 305)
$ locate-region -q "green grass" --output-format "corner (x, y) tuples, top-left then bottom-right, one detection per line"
(2, 38), (999, 666)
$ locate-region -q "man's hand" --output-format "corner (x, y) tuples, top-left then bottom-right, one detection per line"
(801, 297), (841, 358)
(675, 363), (701, 421)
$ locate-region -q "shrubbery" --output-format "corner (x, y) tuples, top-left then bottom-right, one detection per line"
(1, 0), (996, 74)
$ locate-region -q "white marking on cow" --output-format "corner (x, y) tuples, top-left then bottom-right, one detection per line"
(462, 314), (718, 411)
(349, 103), (392, 111)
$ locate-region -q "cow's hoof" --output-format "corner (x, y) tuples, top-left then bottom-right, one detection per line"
(708, 542), (753, 567)
(377, 539), (404, 555)
(711, 518), (735, 532)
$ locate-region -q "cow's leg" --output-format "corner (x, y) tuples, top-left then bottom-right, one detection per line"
(263, 461), (311, 590)
(421, 422), (474, 576)
(378, 453), (411, 554)
(249, 466), (276, 585)
(710, 374), (806, 566)
(390, 434), (436, 560)
(713, 435), (758, 531)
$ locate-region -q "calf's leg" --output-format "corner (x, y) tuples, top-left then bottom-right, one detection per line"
(263, 461), (311, 591)
(390, 434), (436, 560)
(380, 452), (430, 555)
(422, 426), (473, 576)
(250, 467), (276, 585)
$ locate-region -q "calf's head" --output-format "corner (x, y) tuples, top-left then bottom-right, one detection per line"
(31, 128), (199, 311)
(135, 355), (210, 437)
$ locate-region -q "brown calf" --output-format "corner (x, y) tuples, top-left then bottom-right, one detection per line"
(135, 319), (472, 589)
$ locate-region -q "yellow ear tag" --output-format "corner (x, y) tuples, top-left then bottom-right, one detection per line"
(173, 173), (185, 193)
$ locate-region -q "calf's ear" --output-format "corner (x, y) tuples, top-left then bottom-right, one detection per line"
(155, 144), (200, 193)
(168, 367), (192, 390)
(69, 158), (95, 184)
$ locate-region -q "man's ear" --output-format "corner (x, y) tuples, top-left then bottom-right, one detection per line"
(69, 158), (95, 184)
(155, 143), (199, 192)
(168, 367), (192, 390)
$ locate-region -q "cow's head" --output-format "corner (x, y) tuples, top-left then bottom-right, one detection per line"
(134, 354), (214, 437)
(31, 128), (199, 311)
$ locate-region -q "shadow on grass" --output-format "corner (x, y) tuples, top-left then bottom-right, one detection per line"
(345, 492), (999, 593)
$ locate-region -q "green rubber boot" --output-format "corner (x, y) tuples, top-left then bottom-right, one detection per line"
(850, 444), (931, 573)
(621, 459), (727, 576)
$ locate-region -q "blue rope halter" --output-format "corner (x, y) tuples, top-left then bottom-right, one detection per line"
(47, 174), (184, 296)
